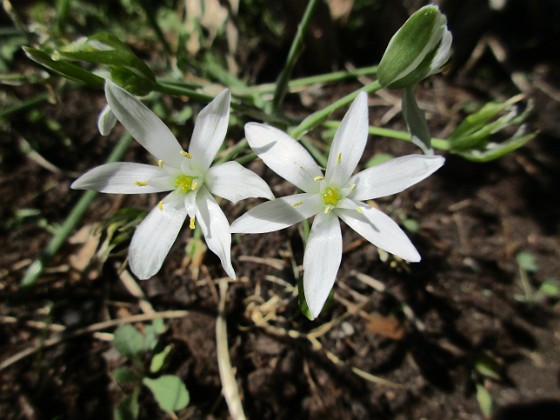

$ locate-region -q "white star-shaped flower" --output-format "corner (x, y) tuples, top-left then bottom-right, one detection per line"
(231, 92), (444, 319)
(72, 80), (273, 279)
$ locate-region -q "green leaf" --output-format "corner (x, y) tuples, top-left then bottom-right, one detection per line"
(113, 325), (149, 359)
(537, 279), (560, 298)
(57, 32), (155, 94)
(476, 384), (493, 418)
(143, 375), (190, 412)
(113, 366), (141, 386)
(474, 353), (502, 381)
(23, 46), (104, 87)
(114, 389), (140, 420)
(402, 86), (431, 153)
(516, 251), (538, 273)
(150, 344), (174, 374)
(403, 218), (420, 234)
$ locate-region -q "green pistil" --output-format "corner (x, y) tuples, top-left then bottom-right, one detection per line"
(175, 174), (197, 193)
(321, 186), (340, 206)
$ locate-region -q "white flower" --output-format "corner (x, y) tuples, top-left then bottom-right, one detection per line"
(231, 92), (444, 319)
(72, 80), (273, 280)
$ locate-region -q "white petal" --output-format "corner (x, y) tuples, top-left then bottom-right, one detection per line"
(105, 80), (184, 168)
(195, 187), (236, 278)
(430, 27), (452, 74)
(97, 104), (117, 136)
(303, 212), (342, 319)
(231, 193), (321, 234)
(188, 89), (231, 173)
(129, 196), (187, 279)
(325, 91), (369, 186)
(206, 161), (274, 204)
(71, 162), (171, 194)
(338, 204), (420, 262)
(245, 123), (323, 193)
(350, 154), (444, 201)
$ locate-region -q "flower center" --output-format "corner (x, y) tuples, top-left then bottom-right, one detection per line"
(174, 174), (198, 193)
(321, 186), (341, 207)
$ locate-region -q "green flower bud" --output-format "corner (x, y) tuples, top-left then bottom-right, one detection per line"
(378, 5), (452, 89)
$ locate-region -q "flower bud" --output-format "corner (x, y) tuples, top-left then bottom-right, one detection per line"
(378, 5), (452, 89)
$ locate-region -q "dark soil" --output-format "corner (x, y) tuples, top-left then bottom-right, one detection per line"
(2, 2), (560, 419)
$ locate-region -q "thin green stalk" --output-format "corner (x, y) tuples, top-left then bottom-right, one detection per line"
(138, 0), (173, 55)
(289, 80), (382, 139)
(322, 121), (450, 151)
(238, 65), (378, 96)
(272, 0), (320, 114)
(0, 93), (49, 120)
(19, 133), (133, 291)
(56, 0), (71, 33)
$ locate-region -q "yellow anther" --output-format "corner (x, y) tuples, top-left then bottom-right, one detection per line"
(324, 206), (333, 214)
(189, 217), (195, 230)
(349, 183), (356, 192)
(158, 200), (164, 211)
(135, 181), (148, 186)
(336, 152), (342, 164)
(314, 176), (324, 181)
(180, 150), (192, 159)
(191, 181), (198, 191)
(355, 206), (364, 214)
(293, 201), (303, 207)
(157, 160), (164, 168)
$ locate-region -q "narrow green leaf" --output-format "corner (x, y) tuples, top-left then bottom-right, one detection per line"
(150, 344), (173, 374)
(143, 375), (190, 412)
(476, 384), (493, 418)
(23, 46), (104, 87)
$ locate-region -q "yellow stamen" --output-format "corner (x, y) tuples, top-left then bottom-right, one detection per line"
(158, 200), (164, 211)
(355, 206), (364, 214)
(157, 160), (164, 168)
(293, 200), (303, 207)
(314, 175), (324, 181)
(189, 217), (195, 230)
(135, 181), (148, 186)
(324, 206), (333, 214)
(180, 150), (192, 159)
(191, 181), (198, 191)
(336, 152), (342, 164)
(349, 183), (356, 192)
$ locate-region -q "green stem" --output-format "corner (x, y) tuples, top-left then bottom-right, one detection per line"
(290, 80), (382, 139)
(138, 0), (173, 55)
(322, 121), (450, 151)
(244, 66), (378, 96)
(272, 0), (320, 114)
(0, 93), (49, 120)
(19, 133), (134, 291)
(56, 0), (71, 33)
(323, 121), (450, 150)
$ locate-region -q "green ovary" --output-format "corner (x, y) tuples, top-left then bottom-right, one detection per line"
(175, 174), (197, 193)
(321, 186), (341, 206)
